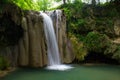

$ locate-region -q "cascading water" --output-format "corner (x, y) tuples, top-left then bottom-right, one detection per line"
(41, 12), (61, 65)
(48, 10), (62, 41)
(40, 12), (73, 71)
(53, 10), (62, 41)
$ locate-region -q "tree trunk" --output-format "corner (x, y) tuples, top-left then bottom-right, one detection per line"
(67, 0), (70, 3)
(63, 0), (66, 4)
(92, 0), (96, 5)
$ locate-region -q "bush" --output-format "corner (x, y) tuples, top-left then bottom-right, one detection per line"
(68, 33), (87, 61)
(84, 31), (110, 53)
(104, 43), (117, 55)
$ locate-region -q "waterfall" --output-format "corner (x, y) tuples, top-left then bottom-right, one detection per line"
(54, 10), (62, 41)
(40, 12), (73, 71)
(48, 10), (62, 41)
(0, 4), (74, 68)
(40, 12), (61, 65)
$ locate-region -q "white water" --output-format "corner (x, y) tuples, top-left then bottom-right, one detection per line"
(47, 10), (62, 41)
(41, 12), (61, 65)
(40, 12), (73, 71)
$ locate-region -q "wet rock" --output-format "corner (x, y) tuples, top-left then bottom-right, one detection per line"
(0, 5), (74, 67)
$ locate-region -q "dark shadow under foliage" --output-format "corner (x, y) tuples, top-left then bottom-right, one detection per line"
(0, 13), (23, 47)
(84, 52), (119, 64)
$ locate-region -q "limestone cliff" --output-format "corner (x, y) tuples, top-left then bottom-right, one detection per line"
(0, 4), (74, 67)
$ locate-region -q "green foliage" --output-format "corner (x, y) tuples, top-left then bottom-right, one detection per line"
(58, 1), (120, 63)
(54, 0), (61, 2)
(76, 34), (86, 42)
(104, 43), (120, 63)
(0, 0), (12, 4)
(59, 1), (84, 34)
(0, 0), (53, 11)
(108, 8), (118, 17)
(38, 0), (52, 11)
(61, 2), (117, 38)
(62, 1), (119, 37)
(77, 19), (86, 26)
(94, 18), (115, 37)
(0, 0), (39, 10)
(69, 19), (86, 32)
(0, 56), (9, 70)
(63, 8), (71, 20)
(104, 43), (117, 55)
(84, 31), (110, 53)
(59, 1), (120, 63)
(69, 33), (87, 61)
(104, 42), (120, 62)
(112, 46), (120, 62)
(12, 0), (39, 10)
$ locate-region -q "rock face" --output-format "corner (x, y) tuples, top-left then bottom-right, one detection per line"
(18, 11), (47, 67)
(0, 4), (74, 67)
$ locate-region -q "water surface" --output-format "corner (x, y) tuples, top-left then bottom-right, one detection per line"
(2, 64), (120, 80)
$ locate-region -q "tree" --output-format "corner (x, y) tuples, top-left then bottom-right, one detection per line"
(37, 0), (51, 11)
(84, 0), (90, 3)
(91, 0), (96, 5)
(54, 0), (66, 4)
(67, 0), (71, 3)
(63, 0), (66, 4)
(97, 0), (100, 4)
(55, 0), (73, 4)
(106, 0), (108, 2)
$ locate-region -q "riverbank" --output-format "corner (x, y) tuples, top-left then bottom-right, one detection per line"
(0, 67), (16, 78)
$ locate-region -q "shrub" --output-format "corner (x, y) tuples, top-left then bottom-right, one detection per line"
(104, 43), (117, 55)
(68, 33), (87, 61)
(84, 31), (110, 53)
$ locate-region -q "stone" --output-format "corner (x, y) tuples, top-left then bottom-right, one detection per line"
(0, 5), (74, 67)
